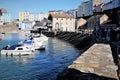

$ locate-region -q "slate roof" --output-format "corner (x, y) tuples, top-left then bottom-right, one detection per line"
(50, 13), (74, 18)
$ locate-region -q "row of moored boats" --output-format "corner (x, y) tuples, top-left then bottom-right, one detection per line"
(0, 33), (48, 56)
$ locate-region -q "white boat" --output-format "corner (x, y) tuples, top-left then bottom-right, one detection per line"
(21, 33), (48, 50)
(1, 44), (34, 56)
(33, 33), (48, 44)
(23, 39), (45, 50)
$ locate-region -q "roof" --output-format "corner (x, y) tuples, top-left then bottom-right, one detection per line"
(77, 18), (87, 28)
(101, 19), (116, 25)
(23, 40), (32, 45)
(34, 18), (48, 26)
(34, 21), (42, 26)
(87, 14), (107, 21)
(50, 13), (74, 18)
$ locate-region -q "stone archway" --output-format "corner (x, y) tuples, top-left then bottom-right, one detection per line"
(55, 22), (59, 30)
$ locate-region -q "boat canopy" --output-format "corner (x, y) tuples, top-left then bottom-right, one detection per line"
(23, 40), (32, 45)
(8, 44), (22, 50)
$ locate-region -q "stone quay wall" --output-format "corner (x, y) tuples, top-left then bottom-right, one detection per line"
(43, 31), (95, 50)
(57, 43), (118, 80)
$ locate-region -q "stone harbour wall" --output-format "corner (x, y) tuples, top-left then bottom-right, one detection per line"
(57, 43), (118, 80)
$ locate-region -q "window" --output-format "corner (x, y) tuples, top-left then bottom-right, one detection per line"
(18, 48), (23, 50)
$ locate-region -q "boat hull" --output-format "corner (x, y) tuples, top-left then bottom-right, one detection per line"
(1, 50), (34, 56)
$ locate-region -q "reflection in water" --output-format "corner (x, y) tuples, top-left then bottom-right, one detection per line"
(0, 54), (35, 64)
(0, 34), (81, 80)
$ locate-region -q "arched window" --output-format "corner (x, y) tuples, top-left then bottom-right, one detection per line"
(55, 22), (59, 30)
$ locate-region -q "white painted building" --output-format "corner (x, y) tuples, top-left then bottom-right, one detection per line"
(0, 16), (3, 25)
(38, 13), (48, 21)
(18, 21), (35, 30)
(48, 13), (75, 32)
(1, 13), (11, 23)
(103, 0), (120, 11)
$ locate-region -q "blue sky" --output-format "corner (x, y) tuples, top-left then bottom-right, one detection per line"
(0, 0), (109, 20)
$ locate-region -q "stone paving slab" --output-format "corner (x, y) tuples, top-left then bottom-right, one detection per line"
(68, 43), (118, 79)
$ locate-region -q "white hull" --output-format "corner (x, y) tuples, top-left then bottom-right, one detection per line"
(1, 45), (34, 56)
(1, 50), (34, 56)
(23, 42), (46, 50)
(24, 34), (48, 50)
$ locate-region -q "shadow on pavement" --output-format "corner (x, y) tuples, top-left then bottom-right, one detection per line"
(57, 68), (117, 80)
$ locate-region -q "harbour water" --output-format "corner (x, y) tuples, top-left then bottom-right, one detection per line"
(0, 33), (81, 80)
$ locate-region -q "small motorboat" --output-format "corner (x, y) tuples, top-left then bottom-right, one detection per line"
(21, 39), (46, 50)
(21, 33), (48, 50)
(1, 44), (34, 56)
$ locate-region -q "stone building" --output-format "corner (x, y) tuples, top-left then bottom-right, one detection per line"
(87, 14), (108, 30)
(93, 3), (104, 13)
(34, 18), (48, 30)
(77, 18), (87, 29)
(77, 1), (93, 17)
(48, 13), (75, 32)
(77, 0), (104, 18)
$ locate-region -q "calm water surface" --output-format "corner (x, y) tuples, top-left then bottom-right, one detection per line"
(0, 33), (81, 80)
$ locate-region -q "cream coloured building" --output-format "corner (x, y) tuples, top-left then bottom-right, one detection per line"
(19, 11), (34, 21)
(29, 13), (34, 21)
(48, 13), (75, 32)
(19, 12), (24, 21)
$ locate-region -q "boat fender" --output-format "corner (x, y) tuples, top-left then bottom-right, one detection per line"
(32, 50), (35, 52)
(18, 53), (21, 56)
(11, 53), (13, 56)
(6, 53), (8, 56)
